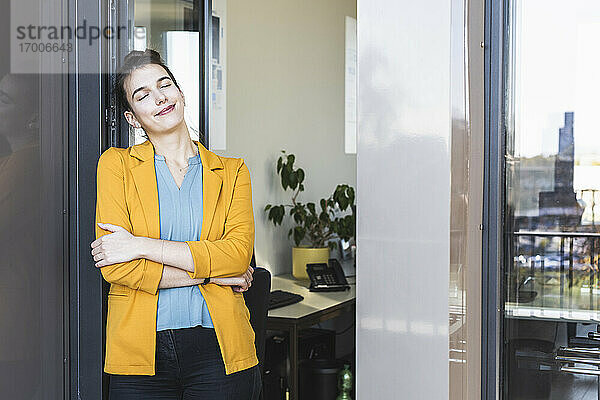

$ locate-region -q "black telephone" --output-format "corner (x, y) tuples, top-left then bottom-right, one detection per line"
(306, 258), (350, 292)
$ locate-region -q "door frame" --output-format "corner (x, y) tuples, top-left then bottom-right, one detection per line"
(76, 0), (212, 398)
(67, 0), (107, 397)
(106, 0), (212, 148)
(482, 0), (507, 398)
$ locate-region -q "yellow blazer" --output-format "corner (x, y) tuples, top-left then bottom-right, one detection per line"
(95, 139), (257, 375)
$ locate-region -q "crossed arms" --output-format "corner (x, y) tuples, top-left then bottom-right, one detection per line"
(91, 148), (255, 295)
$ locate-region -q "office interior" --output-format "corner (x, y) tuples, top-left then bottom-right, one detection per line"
(205, 1), (358, 398)
(5, 0), (600, 399)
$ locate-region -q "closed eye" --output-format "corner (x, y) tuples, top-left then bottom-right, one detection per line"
(0, 90), (14, 105)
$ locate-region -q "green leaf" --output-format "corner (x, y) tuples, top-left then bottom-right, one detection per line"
(293, 226), (305, 246)
(267, 207), (277, 224)
(277, 157), (283, 174)
(339, 196), (349, 211)
(297, 168), (305, 183)
(289, 171), (298, 190)
(287, 154), (295, 168)
(319, 211), (329, 223)
(281, 166), (289, 190)
(265, 204), (272, 211)
(277, 206), (285, 225)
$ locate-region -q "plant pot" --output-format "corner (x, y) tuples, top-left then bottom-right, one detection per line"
(292, 247), (330, 280)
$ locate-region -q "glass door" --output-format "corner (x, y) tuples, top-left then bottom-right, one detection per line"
(1, 0), (67, 398)
(109, 0), (208, 147)
(502, 1), (600, 398)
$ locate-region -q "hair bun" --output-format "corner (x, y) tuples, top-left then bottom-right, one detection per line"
(123, 48), (165, 65)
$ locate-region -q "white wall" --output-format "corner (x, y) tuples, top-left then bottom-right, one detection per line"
(356, 0), (452, 398)
(214, 0), (357, 275)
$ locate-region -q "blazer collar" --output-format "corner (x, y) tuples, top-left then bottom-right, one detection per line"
(128, 138), (224, 240)
(129, 138), (224, 171)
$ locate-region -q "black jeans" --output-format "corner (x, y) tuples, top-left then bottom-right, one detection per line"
(109, 325), (262, 400)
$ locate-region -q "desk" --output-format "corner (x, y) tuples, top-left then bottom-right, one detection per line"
(266, 274), (356, 400)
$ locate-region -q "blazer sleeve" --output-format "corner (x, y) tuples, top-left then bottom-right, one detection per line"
(185, 159), (255, 280)
(95, 147), (164, 295)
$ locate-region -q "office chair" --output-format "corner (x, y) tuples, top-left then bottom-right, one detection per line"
(243, 252), (271, 398)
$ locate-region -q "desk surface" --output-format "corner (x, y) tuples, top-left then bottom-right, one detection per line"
(266, 274), (356, 400)
(267, 274), (356, 320)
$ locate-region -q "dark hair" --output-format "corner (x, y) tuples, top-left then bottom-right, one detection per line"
(115, 49), (182, 113)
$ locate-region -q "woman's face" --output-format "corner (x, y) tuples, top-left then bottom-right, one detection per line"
(0, 74), (38, 138)
(123, 64), (185, 135)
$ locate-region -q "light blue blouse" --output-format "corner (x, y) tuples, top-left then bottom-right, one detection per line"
(154, 152), (214, 331)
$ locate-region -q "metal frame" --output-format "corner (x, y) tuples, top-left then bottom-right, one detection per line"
(50, 2), (72, 399)
(202, 0), (211, 147)
(482, 0), (506, 398)
(106, 0), (131, 148)
(68, 0), (108, 399)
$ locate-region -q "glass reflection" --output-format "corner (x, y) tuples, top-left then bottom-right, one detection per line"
(1, 0), (66, 396)
(450, 0), (475, 398)
(0, 72), (47, 399)
(504, 1), (600, 398)
(130, 0), (202, 145)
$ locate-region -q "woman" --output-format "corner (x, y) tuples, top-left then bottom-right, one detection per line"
(90, 49), (261, 399)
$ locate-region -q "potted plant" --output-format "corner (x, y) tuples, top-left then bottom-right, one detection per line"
(265, 151), (356, 279)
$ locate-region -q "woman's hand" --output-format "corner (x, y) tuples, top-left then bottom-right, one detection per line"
(91, 223), (142, 267)
(210, 266), (254, 292)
